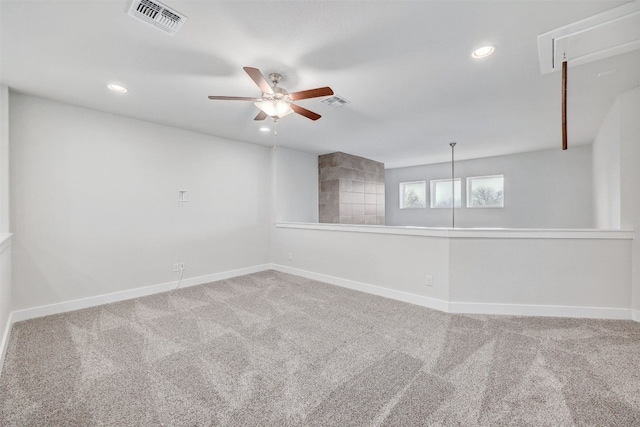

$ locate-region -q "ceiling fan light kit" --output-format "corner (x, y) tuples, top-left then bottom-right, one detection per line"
(255, 100), (294, 118)
(208, 67), (334, 122)
(254, 73), (294, 119)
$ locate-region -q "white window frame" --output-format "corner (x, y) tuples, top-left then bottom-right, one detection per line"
(399, 181), (427, 209)
(430, 178), (461, 209)
(466, 174), (504, 208)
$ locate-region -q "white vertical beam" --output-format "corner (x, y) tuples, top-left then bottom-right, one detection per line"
(0, 85), (9, 232)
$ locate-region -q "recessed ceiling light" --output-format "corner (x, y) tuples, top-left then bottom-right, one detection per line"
(472, 45), (495, 59)
(107, 84), (128, 93)
(259, 127), (271, 133)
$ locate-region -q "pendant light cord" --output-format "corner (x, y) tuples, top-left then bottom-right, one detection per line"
(273, 120), (278, 151)
(450, 142), (456, 228)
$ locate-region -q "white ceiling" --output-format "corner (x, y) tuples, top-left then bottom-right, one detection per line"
(1, 1), (639, 168)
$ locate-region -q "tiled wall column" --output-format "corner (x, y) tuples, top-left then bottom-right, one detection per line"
(319, 152), (385, 225)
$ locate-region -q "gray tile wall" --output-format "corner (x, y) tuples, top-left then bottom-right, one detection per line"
(319, 152), (385, 225)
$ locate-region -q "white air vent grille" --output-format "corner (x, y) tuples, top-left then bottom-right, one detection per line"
(322, 95), (351, 107)
(128, 0), (187, 35)
(537, 2), (640, 74)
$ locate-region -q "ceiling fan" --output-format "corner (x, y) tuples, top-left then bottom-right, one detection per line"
(208, 67), (334, 121)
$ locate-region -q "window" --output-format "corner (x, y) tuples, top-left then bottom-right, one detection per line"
(399, 181), (426, 209)
(430, 178), (461, 208)
(467, 175), (504, 208)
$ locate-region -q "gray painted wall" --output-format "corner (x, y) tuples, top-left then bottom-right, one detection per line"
(272, 147), (318, 223)
(593, 87), (640, 317)
(0, 86), (11, 367)
(10, 93), (272, 310)
(385, 146), (593, 229)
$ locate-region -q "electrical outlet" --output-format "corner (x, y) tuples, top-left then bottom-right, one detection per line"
(179, 262), (185, 270)
(287, 253), (293, 261)
(173, 263), (180, 272)
(425, 275), (433, 286)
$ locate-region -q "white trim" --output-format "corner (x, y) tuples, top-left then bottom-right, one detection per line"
(399, 180), (427, 210)
(10, 264), (271, 323)
(2, 265), (635, 373)
(271, 264), (632, 320)
(466, 174), (504, 209)
(174, 264), (270, 289)
(270, 263), (450, 313)
(537, 1), (640, 74)
(0, 311), (13, 375)
(449, 302), (631, 320)
(276, 222), (449, 238)
(275, 222), (635, 240)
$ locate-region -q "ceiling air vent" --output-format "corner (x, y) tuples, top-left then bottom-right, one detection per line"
(128, 0), (187, 35)
(322, 95), (351, 107)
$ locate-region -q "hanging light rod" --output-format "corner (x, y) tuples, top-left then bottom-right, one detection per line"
(450, 142), (457, 229)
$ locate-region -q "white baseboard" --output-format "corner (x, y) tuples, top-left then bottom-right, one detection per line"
(270, 264), (450, 313)
(449, 301), (632, 320)
(10, 264), (271, 324)
(175, 264), (271, 290)
(270, 264), (632, 320)
(4, 263), (636, 371)
(0, 311), (13, 374)
(3, 264), (634, 379)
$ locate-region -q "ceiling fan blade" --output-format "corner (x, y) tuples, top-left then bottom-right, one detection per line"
(291, 103), (321, 121)
(289, 87), (334, 101)
(243, 67), (273, 94)
(254, 110), (268, 121)
(208, 96), (260, 101)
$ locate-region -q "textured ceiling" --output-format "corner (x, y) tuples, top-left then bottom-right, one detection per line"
(1, 1), (638, 168)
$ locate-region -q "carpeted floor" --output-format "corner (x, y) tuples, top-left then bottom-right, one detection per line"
(1, 270), (640, 426)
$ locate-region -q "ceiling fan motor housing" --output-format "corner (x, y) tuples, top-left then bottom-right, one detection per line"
(269, 73), (283, 85)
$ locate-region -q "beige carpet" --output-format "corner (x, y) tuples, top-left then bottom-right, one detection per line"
(1, 270), (639, 426)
